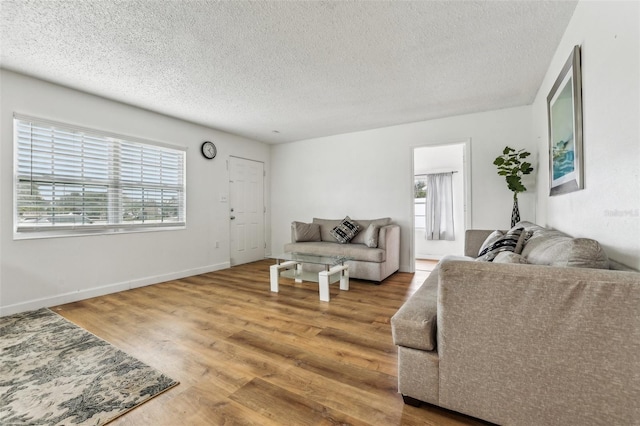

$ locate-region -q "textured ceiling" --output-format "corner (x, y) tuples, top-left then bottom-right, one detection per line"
(0, 0), (577, 144)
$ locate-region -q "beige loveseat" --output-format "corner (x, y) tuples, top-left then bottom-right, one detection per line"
(284, 217), (400, 282)
(391, 221), (640, 425)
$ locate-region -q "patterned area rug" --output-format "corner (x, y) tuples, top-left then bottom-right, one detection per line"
(0, 308), (178, 425)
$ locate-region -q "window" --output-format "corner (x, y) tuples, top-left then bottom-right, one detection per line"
(14, 115), (186, 237)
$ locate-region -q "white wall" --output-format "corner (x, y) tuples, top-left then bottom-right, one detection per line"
(532, 0), (640, 269)
(414, 143), (466, 259)
(271, 106), (535, 273)
(0, 70), (270, 315)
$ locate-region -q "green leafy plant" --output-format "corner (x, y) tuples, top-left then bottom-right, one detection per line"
(493, 146), (534, 199)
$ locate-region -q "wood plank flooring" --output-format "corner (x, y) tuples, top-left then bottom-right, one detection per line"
(53, 259), (487, 425)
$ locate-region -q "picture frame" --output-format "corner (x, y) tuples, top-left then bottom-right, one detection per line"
(547, 45), (584, 196)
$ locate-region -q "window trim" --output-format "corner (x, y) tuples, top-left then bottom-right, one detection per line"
(13, 113), (187, 240)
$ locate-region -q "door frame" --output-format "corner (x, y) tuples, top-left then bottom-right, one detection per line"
(408, 139), (472, 273)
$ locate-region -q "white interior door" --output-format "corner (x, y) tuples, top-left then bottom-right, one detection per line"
(229, 156), (265, 266)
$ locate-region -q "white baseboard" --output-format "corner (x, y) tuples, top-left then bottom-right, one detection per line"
(0, 261), (230, 317)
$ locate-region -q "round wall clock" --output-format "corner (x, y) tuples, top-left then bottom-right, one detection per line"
(201, 141), (217, 159)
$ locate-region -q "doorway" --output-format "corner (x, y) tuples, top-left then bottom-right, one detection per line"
(229, 156), (265, 266)
(412, 141), (470, 271)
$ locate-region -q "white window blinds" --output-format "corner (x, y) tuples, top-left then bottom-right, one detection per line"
(15, 115), (186, 235)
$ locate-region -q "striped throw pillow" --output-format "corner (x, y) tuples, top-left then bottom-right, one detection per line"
(330, 216), (360, 244)
(477, 227), (525, 261)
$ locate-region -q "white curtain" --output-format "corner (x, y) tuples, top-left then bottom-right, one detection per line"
(425, 172), (455, 241)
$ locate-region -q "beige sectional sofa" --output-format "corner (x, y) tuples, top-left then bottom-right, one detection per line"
(391, 221), (640, 425)
(284, 217), (400, 282)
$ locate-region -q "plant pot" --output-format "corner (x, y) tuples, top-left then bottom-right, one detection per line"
(511, 195), (521, 228)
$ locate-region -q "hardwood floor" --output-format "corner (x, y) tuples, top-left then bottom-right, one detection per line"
(52, 259), (486, 425)
(415, 259), (439, 272)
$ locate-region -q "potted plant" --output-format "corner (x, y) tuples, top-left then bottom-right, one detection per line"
(493, 146), (534, 227)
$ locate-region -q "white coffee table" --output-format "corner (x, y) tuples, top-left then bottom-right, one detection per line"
(269, 253), (351, 302)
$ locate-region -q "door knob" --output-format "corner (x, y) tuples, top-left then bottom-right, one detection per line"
(230, 216), (236, 220)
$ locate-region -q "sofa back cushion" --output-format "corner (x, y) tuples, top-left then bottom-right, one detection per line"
(520, 223), (609, 269)
(312, 218), (342, 242)
(313, 217), (391, 243)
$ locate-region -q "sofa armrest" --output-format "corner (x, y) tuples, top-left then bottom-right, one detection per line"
(377, 224), (397, 250)
(379, 224), (400, 276)
(436, 260), (640, 425)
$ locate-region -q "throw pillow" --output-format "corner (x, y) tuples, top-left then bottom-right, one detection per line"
(292, 221), (321, 242)
(511, 227), (533, 254)
(477, 227), (525, 262)
(477, 230), (504, 256)
(363, 224), (379, 248)
(350, 218), (391, 244)
(493, 252), (529, 264)
(330, 216), (360, 244)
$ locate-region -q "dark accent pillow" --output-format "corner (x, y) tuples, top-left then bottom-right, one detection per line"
(477, 227), (525, 262)
(330, 216), (360, 244)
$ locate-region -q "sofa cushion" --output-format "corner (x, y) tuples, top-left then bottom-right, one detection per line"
(520, 223), (609, 269)
(330, 216), (360, 243)
(284, 241), (386, 263)
(363, 224), (379, 248)
(292, 221), (321, 242)
(477, 227), (525, 262)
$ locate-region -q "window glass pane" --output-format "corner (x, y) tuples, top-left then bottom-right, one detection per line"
(122, 188), (182, 224)
(414, 199), (426, 228)
(414, 179), (426, 198)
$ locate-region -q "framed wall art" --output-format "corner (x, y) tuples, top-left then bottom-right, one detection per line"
(547, 45), (584, 196)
